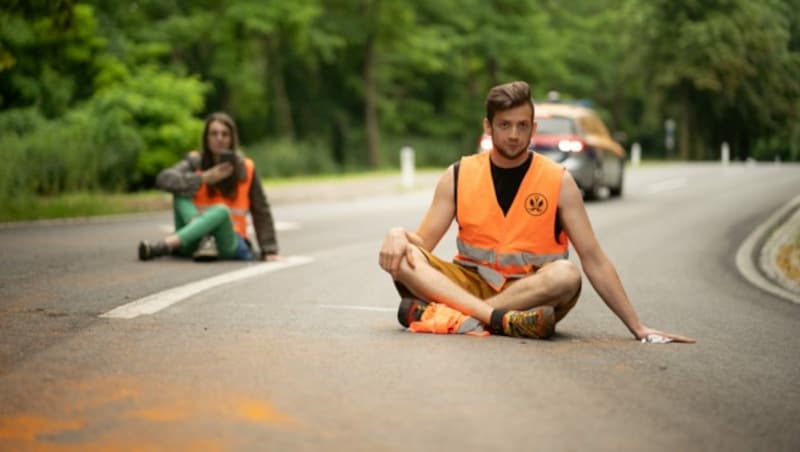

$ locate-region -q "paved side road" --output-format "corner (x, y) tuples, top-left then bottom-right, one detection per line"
(264, 166), (800, 304)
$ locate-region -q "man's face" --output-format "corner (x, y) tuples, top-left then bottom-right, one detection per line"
(484, 103), (536, 160)
(207, 120), (232, 154)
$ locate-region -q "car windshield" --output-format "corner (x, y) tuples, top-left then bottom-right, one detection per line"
(536, 117), (575, 135)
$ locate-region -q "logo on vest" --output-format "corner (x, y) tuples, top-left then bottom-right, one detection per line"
(524, 193), (548, 216)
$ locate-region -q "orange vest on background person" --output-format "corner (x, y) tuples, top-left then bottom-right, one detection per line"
(454, 151), (569, 291)
(193, 156), (255, 239)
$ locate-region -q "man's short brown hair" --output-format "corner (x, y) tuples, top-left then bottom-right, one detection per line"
(485, 81), (534, 122)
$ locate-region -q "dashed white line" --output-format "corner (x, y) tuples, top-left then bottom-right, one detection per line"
(645, 177), (687, 194)
(318, 305), (395, 312)
(101, 255), (313, 319)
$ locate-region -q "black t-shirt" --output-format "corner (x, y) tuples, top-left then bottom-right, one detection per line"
(491, 152), (533, 216)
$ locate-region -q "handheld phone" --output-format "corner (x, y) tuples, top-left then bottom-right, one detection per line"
(219, 149), (235, 164)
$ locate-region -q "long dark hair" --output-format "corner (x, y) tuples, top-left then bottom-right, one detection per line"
(200, 112), (246, 199)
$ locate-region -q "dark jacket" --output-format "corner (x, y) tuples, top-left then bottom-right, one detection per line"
(155, 152), (279, 257)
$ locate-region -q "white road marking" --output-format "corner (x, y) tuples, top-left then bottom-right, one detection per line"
(645, 177), (687, 194)
(318, 304), (395, 312)
(274, 221), (299, 231)
(101, 255), (314, 319)
(159, 220), (299, 233)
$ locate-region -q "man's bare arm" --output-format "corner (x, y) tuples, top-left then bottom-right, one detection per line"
(379, 166), (456, 277)
(414, 165), (457, 250)
(558, 171), (695, 342)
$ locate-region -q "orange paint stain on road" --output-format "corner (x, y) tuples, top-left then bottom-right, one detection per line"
(1, 374), (302, 449)
(0, 414), (84, 441)
(131, 396), (298, 427)
(235, 399), (297, 425)
(2, 432), (225, 452)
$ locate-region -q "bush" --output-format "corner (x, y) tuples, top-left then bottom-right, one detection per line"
(86, 67), (207, 187)
(379, 134), (473, 169)
(331, 129), (472, 171)
(0, 67), (207, 205)
(751, 115), (800, 162)
(246, 138), (339, 178)
(0, 107), (46, 135)
(245, 133), (470, 179)
(0, 107), (145, 199)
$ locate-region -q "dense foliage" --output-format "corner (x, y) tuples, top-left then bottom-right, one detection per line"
(1, 0), (798, 200)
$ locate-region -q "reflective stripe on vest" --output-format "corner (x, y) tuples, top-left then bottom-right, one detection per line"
(457, 238), (568, 268)
(454, 152), (569, 291)
(193, 157), (254, 238)
(456, 237), (569, 288)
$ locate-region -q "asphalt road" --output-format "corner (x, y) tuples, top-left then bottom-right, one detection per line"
(1, 162), (799, 451)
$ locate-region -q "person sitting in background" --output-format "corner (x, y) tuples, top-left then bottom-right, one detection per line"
(138, 111), (280, 262)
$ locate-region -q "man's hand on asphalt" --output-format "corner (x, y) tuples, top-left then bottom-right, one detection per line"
(636, 326), (696, 344)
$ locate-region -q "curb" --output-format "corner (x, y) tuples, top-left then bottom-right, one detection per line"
(735, 194), (800, 304)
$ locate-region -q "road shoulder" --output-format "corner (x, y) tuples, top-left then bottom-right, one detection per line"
(736, 194), (800, 304)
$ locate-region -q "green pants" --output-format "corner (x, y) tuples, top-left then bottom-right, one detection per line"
(172, 196), (240, 259)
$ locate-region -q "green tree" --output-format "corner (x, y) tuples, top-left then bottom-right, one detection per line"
(628, 0), (800, 160)
(0, 2), (108, 116)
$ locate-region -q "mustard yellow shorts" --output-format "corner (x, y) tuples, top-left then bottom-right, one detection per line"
(399, 247), (580, 322)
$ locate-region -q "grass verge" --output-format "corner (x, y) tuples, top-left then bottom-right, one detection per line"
(0, 169), (421, 223)
(0, 191), (173, 223)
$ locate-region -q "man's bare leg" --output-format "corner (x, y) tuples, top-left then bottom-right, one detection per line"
(487, 260), (582, 312)
(395, 247), (493, 324)
(395, 248), (563, 338)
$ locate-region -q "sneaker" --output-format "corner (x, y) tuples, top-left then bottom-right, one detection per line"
(138, 240), (170, 261)
(193, 236), (219, 262)
(502, 306), (556, 339)
(397, 297), (428, 328)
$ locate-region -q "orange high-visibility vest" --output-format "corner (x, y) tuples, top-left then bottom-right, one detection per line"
(454, 152), (569, 291)
(193, 156), (254, 239)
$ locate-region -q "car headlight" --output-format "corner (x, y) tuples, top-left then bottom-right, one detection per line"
(558, 140), (584, 152)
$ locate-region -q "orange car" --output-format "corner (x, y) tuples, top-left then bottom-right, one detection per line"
(479, 102), (626, 199)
